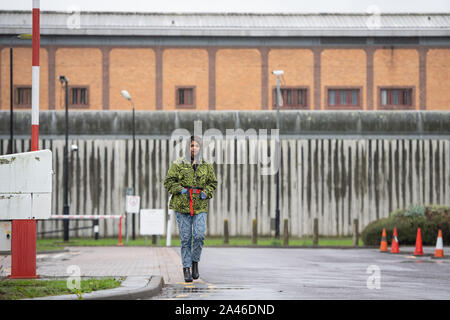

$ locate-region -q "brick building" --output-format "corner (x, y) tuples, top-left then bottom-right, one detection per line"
(0, 11), (449, 111)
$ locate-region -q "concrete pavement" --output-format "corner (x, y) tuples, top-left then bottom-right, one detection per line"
(152, 246), (450, 300)
(2, 245), (449, 300)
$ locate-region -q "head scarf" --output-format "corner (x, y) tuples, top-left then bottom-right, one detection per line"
(190, 135), (202, 164)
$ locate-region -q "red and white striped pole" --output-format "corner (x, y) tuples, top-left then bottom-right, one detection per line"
(31, 0), (40, 150)
(10, 0), (40, 279)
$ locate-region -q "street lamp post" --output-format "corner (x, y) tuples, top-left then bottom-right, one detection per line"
(121, 90), (136, 241)
(272, 70), (284, 239)
(59, 75), (70, 242)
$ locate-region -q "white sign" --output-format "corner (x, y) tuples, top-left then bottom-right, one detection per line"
(126, 195), (140, 214)
(0, 150), (52, 220)
(140, 209), (165, 236)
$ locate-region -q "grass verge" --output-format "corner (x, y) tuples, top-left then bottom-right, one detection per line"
(37, 236), (362, 251)
(0, 277), (122, 300)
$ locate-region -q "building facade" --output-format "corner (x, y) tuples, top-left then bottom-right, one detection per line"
(1, 11), (449, 111)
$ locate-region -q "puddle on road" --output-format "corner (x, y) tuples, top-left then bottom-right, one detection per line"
(401, 260), (445, 264)
(150, 282), (248, 300)
(400, 255), (448, 264)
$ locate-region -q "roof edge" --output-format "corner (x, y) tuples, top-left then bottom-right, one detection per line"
(1, 10), (450, 16)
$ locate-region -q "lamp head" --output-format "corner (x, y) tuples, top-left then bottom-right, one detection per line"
(18, 34), (32, 40)
(59, 75), (68, 84)
(272, 70), (284, 76)
(121, 90), (132, 101)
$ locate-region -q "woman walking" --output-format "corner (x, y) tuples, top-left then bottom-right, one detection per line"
(164, 136), (217, 282)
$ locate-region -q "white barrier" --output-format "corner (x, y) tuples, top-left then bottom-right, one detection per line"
(49, 215), (125, 245)
(0, 150), (52, 220)
(50, 215), (124, 220)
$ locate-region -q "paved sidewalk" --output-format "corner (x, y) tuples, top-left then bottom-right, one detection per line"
(1, 247), (184, 283)
(1, 246), (188, 299)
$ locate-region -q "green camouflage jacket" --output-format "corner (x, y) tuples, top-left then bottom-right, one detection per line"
(164, 157), (218, 214)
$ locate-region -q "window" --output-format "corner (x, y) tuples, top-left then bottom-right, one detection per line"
(379, 88), (413, 109)
(272, 87), (308, 109)
(176, 87), (195, 108)
(69, 87), (89, 107)
(327, 88), (361, 108)
(14, 86), (32, 108)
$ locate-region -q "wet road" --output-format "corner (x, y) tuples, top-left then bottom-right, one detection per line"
(150, 247), (450, 300)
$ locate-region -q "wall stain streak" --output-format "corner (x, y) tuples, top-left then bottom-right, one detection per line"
(429, 140), (433, 204)
(314, 140), (319, 220)
(435, 141), (440, 203)
(374, 140), (380, 220)
(348, 145), (352, 226)
(408, 140), (413, 205)
(307, 139), (312, 217)
(334, 140), (339, 235)
(321, 140), (325, 217)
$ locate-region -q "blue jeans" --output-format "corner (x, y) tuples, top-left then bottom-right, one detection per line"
(175, 211), (207, 268)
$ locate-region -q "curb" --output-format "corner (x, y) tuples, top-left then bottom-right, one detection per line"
(61, 245), (377, 249)
(1, 249), (70, 256)
(203, 245), (378, 249)
(37, 249), (70, 254)
(25, 275), (164, 300)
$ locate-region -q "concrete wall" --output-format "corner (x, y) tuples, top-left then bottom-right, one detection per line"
(0, 111), (449, 238)
(1, 110), (450, 138)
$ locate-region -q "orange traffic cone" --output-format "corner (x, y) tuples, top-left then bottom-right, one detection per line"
(414, 227), (424, 256)
(380, 228), (388, 252)
(434, 229), (444, 258)
(390, 227), (399, 254)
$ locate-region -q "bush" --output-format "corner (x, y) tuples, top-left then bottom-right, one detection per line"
(361, 204), (450, 246)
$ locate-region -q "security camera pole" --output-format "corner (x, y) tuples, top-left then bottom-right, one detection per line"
(59, 75), (70, 242)
(121, 90), (136, 240)
(272, 70), (284, 239)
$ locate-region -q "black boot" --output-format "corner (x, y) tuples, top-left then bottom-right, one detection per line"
(183, 267), (193, 282)
(192, 261), (199, 280)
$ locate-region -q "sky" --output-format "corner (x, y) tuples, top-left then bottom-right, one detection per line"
(0, 0), (449, 13)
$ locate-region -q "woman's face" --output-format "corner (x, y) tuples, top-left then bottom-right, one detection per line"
(190, 140), (200, 158)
